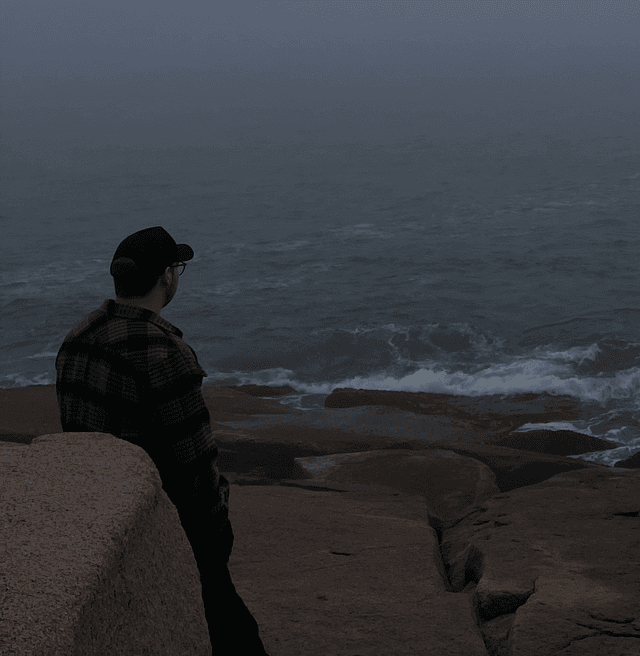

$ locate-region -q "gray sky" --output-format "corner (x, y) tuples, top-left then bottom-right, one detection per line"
(2, 1), (639, 151)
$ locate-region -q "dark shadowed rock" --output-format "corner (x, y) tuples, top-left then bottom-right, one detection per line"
(614, 450), (640, 469)
(493, 429), (622, 456)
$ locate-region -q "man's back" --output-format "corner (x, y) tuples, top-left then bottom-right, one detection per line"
(55, 298), (229, 531)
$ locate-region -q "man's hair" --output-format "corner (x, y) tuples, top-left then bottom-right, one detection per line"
(113, 270), (164, 299)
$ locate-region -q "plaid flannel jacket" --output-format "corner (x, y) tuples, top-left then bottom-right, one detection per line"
(55, 299), (229, 535)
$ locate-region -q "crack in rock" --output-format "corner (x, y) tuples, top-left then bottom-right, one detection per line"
(432, 509), (537, 655)
(575, 619), (640, 638)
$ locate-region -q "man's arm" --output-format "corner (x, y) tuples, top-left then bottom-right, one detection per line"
(145, 371), (230, 534)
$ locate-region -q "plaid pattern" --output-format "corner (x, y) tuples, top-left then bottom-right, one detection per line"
(55, 299), (229, 530)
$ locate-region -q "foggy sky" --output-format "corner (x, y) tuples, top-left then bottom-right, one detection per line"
(2, 1), (639, 152)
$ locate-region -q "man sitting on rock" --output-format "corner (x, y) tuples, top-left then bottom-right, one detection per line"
(55, 226), (270, 656)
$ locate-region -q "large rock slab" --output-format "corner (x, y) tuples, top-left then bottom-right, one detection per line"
(227, 483), (488, 656)
(291, 448), (501, 529)
(324, 388), (593, 432)
(213, 419), (618, 528)
(440, 467), (640, 656)
(229, 465), (640, 655)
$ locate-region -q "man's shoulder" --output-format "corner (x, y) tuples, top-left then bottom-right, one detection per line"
(58, 301), (207, 381)
(96, 314), (206, 381)
(63, 309), (170, 352)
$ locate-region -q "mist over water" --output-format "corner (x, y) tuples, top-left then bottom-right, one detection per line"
(2, 1), (640, 465)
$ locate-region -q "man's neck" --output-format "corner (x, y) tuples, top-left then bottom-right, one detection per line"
(115, 298), (160, 315)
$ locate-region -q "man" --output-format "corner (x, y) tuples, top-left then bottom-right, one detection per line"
(55, 226), (269, 655)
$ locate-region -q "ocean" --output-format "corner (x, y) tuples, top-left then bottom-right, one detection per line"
(2, 101), (640, 467)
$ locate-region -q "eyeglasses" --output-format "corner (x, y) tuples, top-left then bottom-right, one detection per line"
(171, 262), (186, 276)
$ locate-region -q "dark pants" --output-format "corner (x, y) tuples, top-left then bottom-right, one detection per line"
(184, 515), (270, 655)
(159, 462), (269, 655)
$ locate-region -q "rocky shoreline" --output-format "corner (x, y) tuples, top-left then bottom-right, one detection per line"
(2, 383), (635, 468)
(217, 384), (640, 471)
(3, 384), (640, 654)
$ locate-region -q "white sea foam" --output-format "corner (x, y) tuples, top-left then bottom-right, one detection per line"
(324, 357), (640, 407)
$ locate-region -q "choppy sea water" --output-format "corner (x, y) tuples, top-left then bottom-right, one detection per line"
(2, 105), (640, 467)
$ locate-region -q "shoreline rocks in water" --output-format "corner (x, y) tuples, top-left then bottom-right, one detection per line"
(326, 386), (588, 429)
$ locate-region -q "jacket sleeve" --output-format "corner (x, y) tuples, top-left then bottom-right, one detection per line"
(141, 338), (218, 468)
(142, 348), (229, 533)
